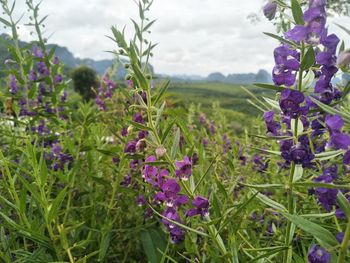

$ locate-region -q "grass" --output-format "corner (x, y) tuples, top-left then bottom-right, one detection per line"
(165, 82), (273, 116)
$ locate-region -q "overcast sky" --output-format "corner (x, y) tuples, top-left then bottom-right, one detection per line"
(3, 0), (350, 76)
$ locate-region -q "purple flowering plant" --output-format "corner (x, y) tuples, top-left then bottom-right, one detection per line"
(251, 1), (350, 262)
(1, 0), (350, 262)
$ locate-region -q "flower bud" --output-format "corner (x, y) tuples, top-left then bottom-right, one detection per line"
(136, 140), (146, 152)
(155, 145), (167, 158)
(263, 1), (277, 21)
(337, 50), (350, 68)
(127, 125), (134, 134)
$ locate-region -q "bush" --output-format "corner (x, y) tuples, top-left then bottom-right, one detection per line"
(71, 65), (98, 101)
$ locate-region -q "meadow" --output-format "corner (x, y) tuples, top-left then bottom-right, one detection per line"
(0, 0), (350, 263)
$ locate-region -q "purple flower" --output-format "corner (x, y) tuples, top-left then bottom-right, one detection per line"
(310, 0), (327, 8)
(316, 51), (336, 66)
(37, 61), (49, 76)
(279, 89), (307, 118)
(138, 130), (148, 140)
(52, 144), (62, 156)
(61, 91), (68, 102)
(263, 111), (281, 135)
(253, 154), (269, 172)
(209, 121), (216, 134)
(121, 127), (128, 137)
(263, 1), (277, 20)
(199, 113), (207, 124)
(285, 2), (327, 45)
(137, 195), (146, 206)
(187, 196), (209, 218)
(143, 155), (158, 184)
(314, 174), (338, 211)
(161, 179), (181, 198)
(9, 75), (18, 94)
(124, 140), (137, 154)
(290, 143), (315, 165)
(175, 156), (192, 181)
(52, 56), (60, 65)
(325, 115), (343, 133)
(336, 232), (345, 243)
(32, 45), (44, 58)
(307, 244), (331, 263)
(54, 74), (63, 84)
(28, 70), (37, 82)
(95, 97), (106, 111)
(161, 208), (185, 243)
(343, 150), (350, 165)
(272, 46), (300, 86)
(133, 113), (144, 124)
(322, 165), (338, 179)
(120, 173), (131, 187)
(329, 133), (350, 150)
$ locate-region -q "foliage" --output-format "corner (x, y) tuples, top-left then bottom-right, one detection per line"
(0, 0), (349, 263)
(71, 66), (98, 101)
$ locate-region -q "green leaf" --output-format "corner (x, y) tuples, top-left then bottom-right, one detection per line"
(91, 176), (112, 189)
(291, 0), (304, 25)
(282, 213), (338, 249)
(339, 40), (345, 53)
(131, 19), (142, 42)
(128, 120), (153, 132)
(98, 230), (111, 261)
(337, 192), (350, 219)
(154, 79), (170, 105)
(263, 97), (281, 111)
(250, 246), (288, 262)
(149, 205), (209, 237)
(0, 18), (12, 27)
(342, 81), (350, 99)
(300, 212), (335, 218)
(301, 46), (315, 70)
(141, 227), (167, 263)
(294, 182), (350, 190)
(0, 212), (53, 251)
(311, 98), (350, 124)
(253, 83), (285, 92)
(240, 183), (284, 189)
(143, 19), (156, 32)
(263, 32), (298, 47)
(335, 23), (350, 36)
(194, 156), (216, 192)
(252, 189), (288, 212)
(315, 149), (343, 161)
(138, 0), (145, 20)
(291, 118), (304, 137)
(144, 161), (169, 166)
(161, 118), (176, 143)
(48, 188), (68, 223)
(170, 128), (180, 159)
(252, 147), (281, 156)
(293, 164), (303, 182)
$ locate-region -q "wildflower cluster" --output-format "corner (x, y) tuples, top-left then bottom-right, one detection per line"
(260, 0), (350, 261)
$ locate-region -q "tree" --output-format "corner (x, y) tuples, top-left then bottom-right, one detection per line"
(71, 66), (98, 101)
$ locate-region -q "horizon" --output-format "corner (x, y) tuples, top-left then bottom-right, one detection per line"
(1, 0), (349, 76)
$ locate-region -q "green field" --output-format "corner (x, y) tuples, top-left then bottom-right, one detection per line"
(166, 82), (273, 116)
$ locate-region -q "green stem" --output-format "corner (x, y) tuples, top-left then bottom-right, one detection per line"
(283, 41), (305, 263)
(204, 214), (232, 263)
(337, 220), (350, 263)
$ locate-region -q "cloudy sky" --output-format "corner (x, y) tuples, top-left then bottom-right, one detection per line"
(4, 0), (350, 76)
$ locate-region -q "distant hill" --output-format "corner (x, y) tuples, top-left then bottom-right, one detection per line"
(0, 34), (127, 78)
(1, 34), (272, 84)
(207, 69), (272, 84)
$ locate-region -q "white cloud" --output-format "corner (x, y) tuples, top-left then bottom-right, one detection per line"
(1, 0), (350, 76)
